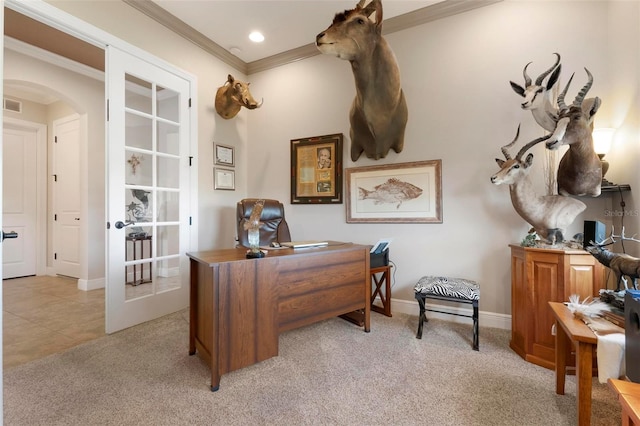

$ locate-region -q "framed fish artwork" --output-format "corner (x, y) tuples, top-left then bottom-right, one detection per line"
(345, 160), (442, 223)
(290, 133), (343, 204)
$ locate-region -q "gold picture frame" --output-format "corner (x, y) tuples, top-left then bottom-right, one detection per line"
(290, 133), (343, 204)
(345, 160), (442, 223)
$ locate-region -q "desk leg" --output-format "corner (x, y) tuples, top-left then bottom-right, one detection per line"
(555, 321), (569, 395)
(211, 374), (220, 392)
(575, 341), (593, 426)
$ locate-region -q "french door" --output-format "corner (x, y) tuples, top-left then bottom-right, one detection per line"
(106, 46), (192, 333)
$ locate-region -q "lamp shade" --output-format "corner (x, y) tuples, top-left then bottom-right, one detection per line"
(592, 128), (615, 155)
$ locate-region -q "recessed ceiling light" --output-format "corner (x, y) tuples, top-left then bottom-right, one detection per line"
(249, 31), (265, 43)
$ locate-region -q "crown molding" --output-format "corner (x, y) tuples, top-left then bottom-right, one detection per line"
(382, 0), (502, 34)
(123, 0), (248, 74)
(125, 0), (502, 76)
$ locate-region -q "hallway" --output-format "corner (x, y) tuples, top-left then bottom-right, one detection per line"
(2, 275), (105, 369)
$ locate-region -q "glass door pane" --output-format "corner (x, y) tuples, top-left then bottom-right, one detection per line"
(123, 74), (181, 301)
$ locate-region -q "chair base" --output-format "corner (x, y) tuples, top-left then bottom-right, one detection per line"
(415, 293), (479, 351)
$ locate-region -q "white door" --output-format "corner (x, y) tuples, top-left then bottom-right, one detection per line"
(2, 125), (37, 278)
(106, 46), (191, 333)
(53, 115), (81, 278)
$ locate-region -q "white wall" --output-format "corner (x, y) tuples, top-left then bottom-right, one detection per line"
(41, 0), (639, 320)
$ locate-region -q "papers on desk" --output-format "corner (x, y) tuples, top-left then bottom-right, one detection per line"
(280, 241), (328, 249)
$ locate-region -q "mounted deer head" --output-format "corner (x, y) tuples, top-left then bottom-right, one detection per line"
(510, 53), (562, 132)
(316, 0), (407, 161)
(491, 125), (586, 244)
(214, 74), (263, 120)
(545, 68), (602, 196)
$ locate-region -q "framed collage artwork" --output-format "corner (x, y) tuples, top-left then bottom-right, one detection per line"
(290, 133), (343, 204)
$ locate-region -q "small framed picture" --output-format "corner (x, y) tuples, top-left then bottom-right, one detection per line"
(214, 143), (234, 167)
(214, 168), (235, 190)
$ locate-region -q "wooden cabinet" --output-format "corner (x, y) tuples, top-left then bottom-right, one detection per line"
(509, 244), (604, 370)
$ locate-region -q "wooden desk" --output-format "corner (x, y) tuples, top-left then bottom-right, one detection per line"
(187, 242), (370, 391)
(549, 301), (598, 426)
(609, 379), (640, 426)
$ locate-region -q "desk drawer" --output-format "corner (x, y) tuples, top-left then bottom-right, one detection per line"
(277, 248), (367, 331)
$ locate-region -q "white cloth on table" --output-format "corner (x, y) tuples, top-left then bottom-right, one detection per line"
(596, 332), (626, 384)
(579, 315), (626, 384)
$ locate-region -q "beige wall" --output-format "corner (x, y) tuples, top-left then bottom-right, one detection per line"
(246, 0), (639, 316)
(30, 0), (640, 322)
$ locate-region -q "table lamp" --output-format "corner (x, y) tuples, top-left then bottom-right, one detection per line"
(592, 128), (615, 186)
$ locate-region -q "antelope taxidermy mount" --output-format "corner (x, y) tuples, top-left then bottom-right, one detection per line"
(316, 0), (408, 161)
(510, 53), (562, 132)
(215, 74), (263, 119)
(490, 125), (586, 244)
(545, 68), (602, 197)
(586, 227), (640, 291)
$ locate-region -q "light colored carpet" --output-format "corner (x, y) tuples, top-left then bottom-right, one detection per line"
(3, 309), (621, 425)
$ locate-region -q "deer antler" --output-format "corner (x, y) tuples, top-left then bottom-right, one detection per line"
(611, 226), (640, 244)
(591, 225), (617, 247)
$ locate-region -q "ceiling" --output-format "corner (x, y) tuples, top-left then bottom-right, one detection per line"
(4, 0), (500, 103)
(148, 0), (439, 63)
(127, 0), (497, 73)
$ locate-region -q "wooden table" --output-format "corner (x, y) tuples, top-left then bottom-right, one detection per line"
(187, 242), (370, 391)
(609, 379), (640, 426)
(549, 301), (598, 426)
(370, 265), (392, 317)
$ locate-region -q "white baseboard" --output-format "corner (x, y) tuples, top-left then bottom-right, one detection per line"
(383, 297), (512, 331)
(78, 277), (105, 291)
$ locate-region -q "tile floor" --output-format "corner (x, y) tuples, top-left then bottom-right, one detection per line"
(2, 275), (105, 370)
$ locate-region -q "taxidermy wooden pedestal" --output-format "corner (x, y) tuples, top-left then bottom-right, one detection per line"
(509, 245), (604, 370)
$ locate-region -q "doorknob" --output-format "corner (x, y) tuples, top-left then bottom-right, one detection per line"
(2, 231), (18, 241)
(114, 221), (135, 229)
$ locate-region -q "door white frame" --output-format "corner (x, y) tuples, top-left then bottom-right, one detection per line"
(1, 1), (199, 413)
(2, 117), (47, 276)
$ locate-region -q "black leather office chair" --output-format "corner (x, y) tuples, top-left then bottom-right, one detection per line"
(236, 199), (292, 248)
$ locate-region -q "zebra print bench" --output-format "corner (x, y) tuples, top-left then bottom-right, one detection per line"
(414, 276), (480, 350)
